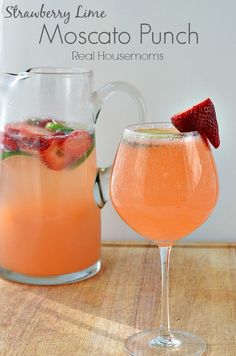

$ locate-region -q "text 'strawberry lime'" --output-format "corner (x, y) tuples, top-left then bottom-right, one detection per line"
(171, 98), (220, 148)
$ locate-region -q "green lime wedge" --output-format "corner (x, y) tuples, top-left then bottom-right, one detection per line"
(45, 122), (74, 134)
(0, 150), (33, 160)
(136, 128), (180, 138)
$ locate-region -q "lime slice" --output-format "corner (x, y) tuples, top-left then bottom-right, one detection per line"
(135, 128), (180, 138)
(45, 122), (74, 134)
(0, 150), (33, 160)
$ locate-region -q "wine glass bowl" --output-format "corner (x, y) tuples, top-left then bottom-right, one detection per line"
(111, 123), (218, 246)
(110, 122), (219, 355)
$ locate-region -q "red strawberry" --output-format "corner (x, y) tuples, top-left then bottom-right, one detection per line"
(2, 124), (21, 150)
(5, 123), (52, 153)
(40, 131), (93, 171)
(5, 124), (20, 136)
(18, 124), (51, 137)
(40, 137), (73, 171)
(62, 130), (92, 158)
(171, 98), (220, 148)
(6, 123), (51, 137)
(1, 132), (18, 151)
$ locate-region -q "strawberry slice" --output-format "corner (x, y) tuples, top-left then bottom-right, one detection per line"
(2, 124), (22, 151)
(3, 122), (94, 169)
(1, 132), (19, 151)
(6, 123), (51, 137)
(40, 131), (93, 171)
(5, 122), (23, 133)
(171, 98), (220, 148)
(40, 137), (73, 171)
(18, 124), (52, 138)
(5, 123), (52, 153)
(62, 131), (92, 158)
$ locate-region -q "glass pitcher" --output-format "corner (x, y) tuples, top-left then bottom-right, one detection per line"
(0, 67), (145, 285)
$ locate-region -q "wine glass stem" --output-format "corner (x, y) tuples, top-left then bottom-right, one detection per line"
(159, 246), (173, 340)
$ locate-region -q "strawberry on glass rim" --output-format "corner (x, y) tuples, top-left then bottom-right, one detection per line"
(0, 118), (95, 170)
(171, 98), (220, 148)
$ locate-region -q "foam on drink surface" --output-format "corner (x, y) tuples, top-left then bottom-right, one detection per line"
(123, 126), (198, 146)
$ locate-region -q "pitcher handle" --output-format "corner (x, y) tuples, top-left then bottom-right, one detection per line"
(93, 81), (146, 208)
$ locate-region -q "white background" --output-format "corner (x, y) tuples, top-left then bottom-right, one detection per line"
(0, 0), (235, 242)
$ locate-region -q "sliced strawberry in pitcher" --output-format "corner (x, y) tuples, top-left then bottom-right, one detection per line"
(6, 122), (52, 137)
(171, 98), (220, 148)
(1, 132), (19, 151)
(2, 121), (94, 170)
(40, 130), (93, 170)
(5, 123), (21, 135)
(40, 137), (73, 171)
(2, 124), (22, 151)
(5, 123), (52, 153)
(18, 124), (52, 137)
(63, 130), (92, 158)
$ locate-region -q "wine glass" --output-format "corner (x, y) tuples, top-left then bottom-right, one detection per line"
(110, 123), (218, 355)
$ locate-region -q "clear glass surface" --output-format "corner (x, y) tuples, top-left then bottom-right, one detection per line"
(0, 68), (146, 284)
(110, 122), (219, 355)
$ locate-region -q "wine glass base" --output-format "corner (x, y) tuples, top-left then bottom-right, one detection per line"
(125, 330), (206, 355)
